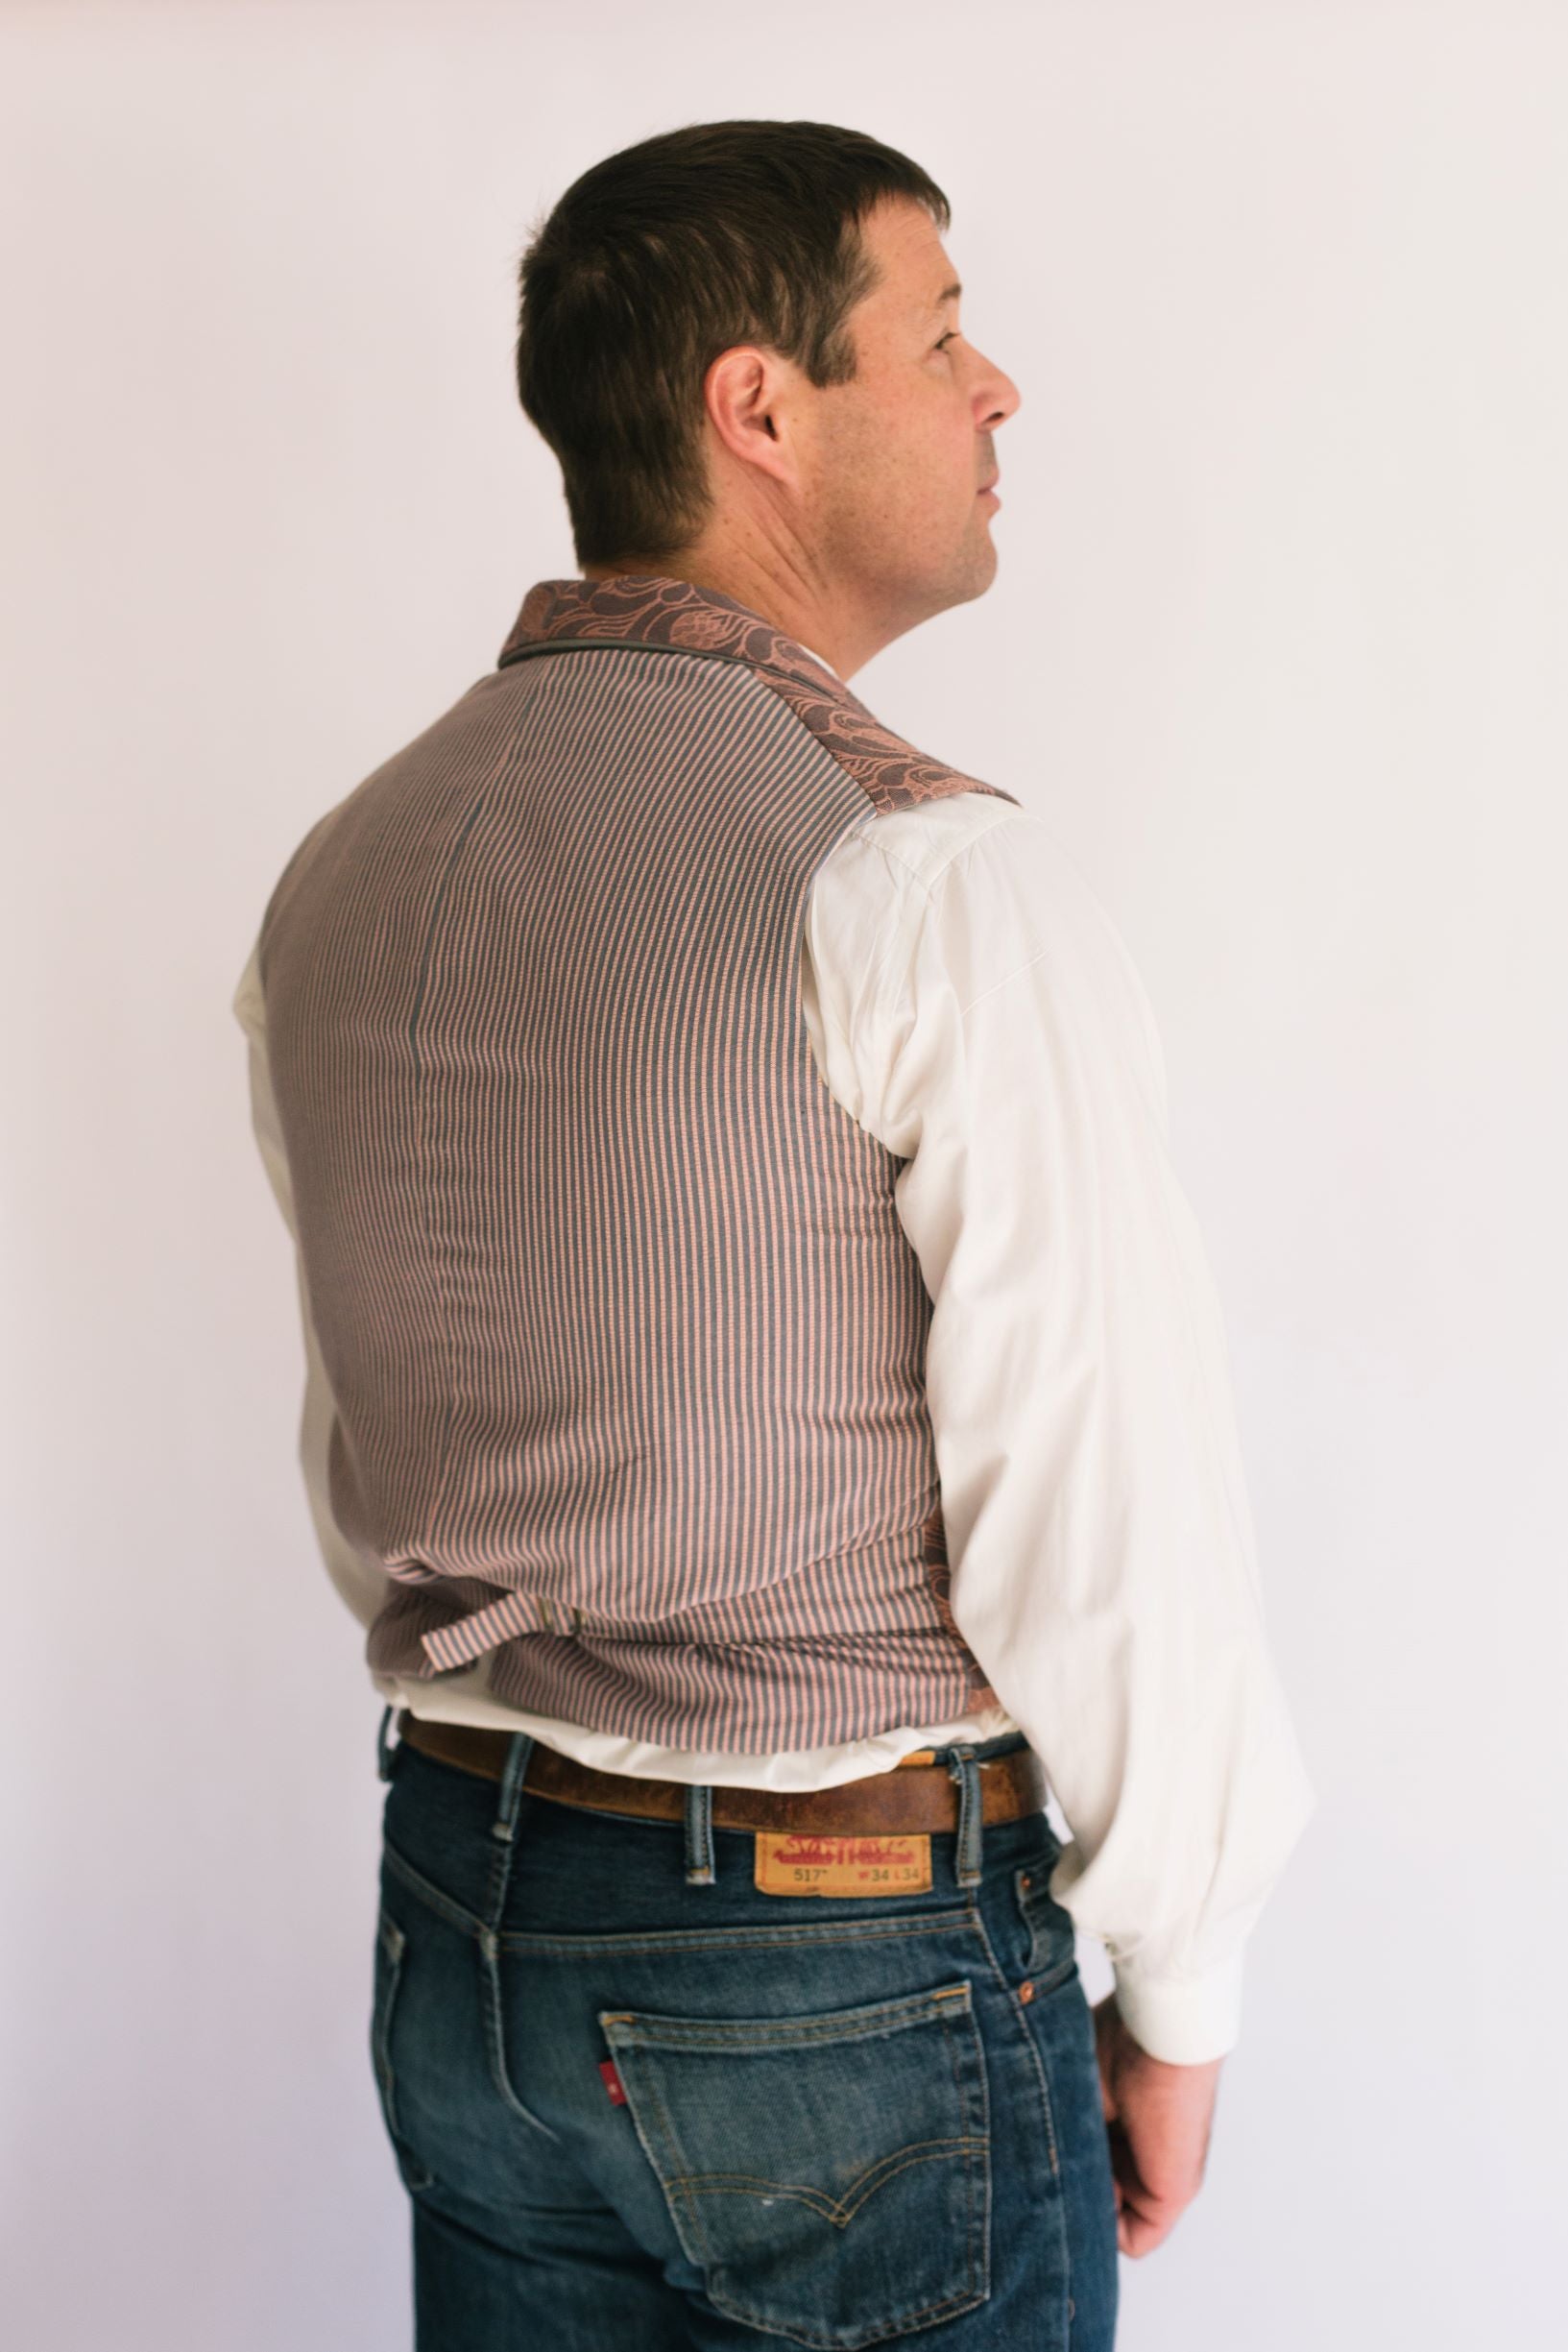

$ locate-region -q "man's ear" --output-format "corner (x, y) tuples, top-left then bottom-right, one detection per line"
(702, 345), (800, 492)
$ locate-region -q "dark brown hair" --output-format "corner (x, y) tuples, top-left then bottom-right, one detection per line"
(514, 120), (951, 567)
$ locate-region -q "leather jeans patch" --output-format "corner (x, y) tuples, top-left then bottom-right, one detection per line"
(753, 1831), (934, 1897)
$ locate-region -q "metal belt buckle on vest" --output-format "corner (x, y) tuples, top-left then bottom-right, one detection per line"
(754, 1831), (934, 1897)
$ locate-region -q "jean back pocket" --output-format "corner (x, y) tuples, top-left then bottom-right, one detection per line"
(600, 1978), (991, 2348)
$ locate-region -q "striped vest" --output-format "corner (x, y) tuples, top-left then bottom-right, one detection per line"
(257, 572), (1021, 1749)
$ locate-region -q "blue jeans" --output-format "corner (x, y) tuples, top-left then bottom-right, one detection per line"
(370, 1709), (1121, 2349)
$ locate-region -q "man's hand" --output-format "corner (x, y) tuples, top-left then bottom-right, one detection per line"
(1091, 1994), (1223, 2257)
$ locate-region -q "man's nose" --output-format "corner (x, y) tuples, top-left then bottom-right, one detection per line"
(973, 349), (1022, 426)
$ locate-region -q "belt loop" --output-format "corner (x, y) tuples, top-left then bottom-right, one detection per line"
(947, 1745), (984, 1889)
(375, 1703), (401, 1782)
(684, 1782), (716, 1885)
(491, 1731), (536, 1846)
(481, 1729), (536, 1934)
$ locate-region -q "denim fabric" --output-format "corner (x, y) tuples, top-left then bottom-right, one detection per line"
(369, 1714), (1120, 2349)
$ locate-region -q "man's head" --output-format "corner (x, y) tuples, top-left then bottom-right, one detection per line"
(515, 120), (1020, 672)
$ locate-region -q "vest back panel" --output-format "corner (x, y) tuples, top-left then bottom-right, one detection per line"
(256, 574), (1019, 1748)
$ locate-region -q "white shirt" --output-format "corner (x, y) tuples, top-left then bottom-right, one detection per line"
(232, 642), (1316, 2065)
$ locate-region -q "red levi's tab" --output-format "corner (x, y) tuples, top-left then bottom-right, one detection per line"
(599, 2059), (628, 2106)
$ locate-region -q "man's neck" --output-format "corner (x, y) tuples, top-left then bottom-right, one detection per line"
(582, 551), (886, 683)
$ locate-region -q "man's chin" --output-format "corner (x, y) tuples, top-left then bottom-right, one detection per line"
(951, 528), (1001, 604)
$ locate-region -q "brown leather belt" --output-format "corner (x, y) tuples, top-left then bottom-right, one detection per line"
(395, 1709), (1046, 1837)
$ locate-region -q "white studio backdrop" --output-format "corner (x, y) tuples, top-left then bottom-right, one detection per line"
(3, 3), (1563, 2345)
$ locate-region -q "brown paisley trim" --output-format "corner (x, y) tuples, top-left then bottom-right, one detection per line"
(497, 573), (1021, 819)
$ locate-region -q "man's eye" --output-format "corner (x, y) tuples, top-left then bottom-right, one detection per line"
(934, 330), (958, 352)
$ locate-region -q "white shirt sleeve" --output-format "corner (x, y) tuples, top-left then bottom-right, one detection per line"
(806, 797), (1319, 2065)
(230, 940), (394, 1636)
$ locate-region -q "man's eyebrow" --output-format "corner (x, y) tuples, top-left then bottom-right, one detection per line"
(932, 279), (963, 310)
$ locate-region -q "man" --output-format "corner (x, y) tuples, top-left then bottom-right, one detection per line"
(233, 119), (1316, 2349)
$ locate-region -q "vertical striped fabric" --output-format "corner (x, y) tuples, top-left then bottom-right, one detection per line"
(257, 573), (1020, 1749)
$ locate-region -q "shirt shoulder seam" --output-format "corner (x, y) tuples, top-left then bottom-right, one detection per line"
(862, 791), (1026, 903)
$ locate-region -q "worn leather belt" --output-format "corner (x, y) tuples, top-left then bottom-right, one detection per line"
(394, 1709), (1046, 1836)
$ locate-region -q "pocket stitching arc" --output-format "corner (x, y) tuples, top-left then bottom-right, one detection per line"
(661, 2137), (987, 2228)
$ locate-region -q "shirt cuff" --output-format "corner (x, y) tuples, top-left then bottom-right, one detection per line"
(1110, 1945), (1246, 2066)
